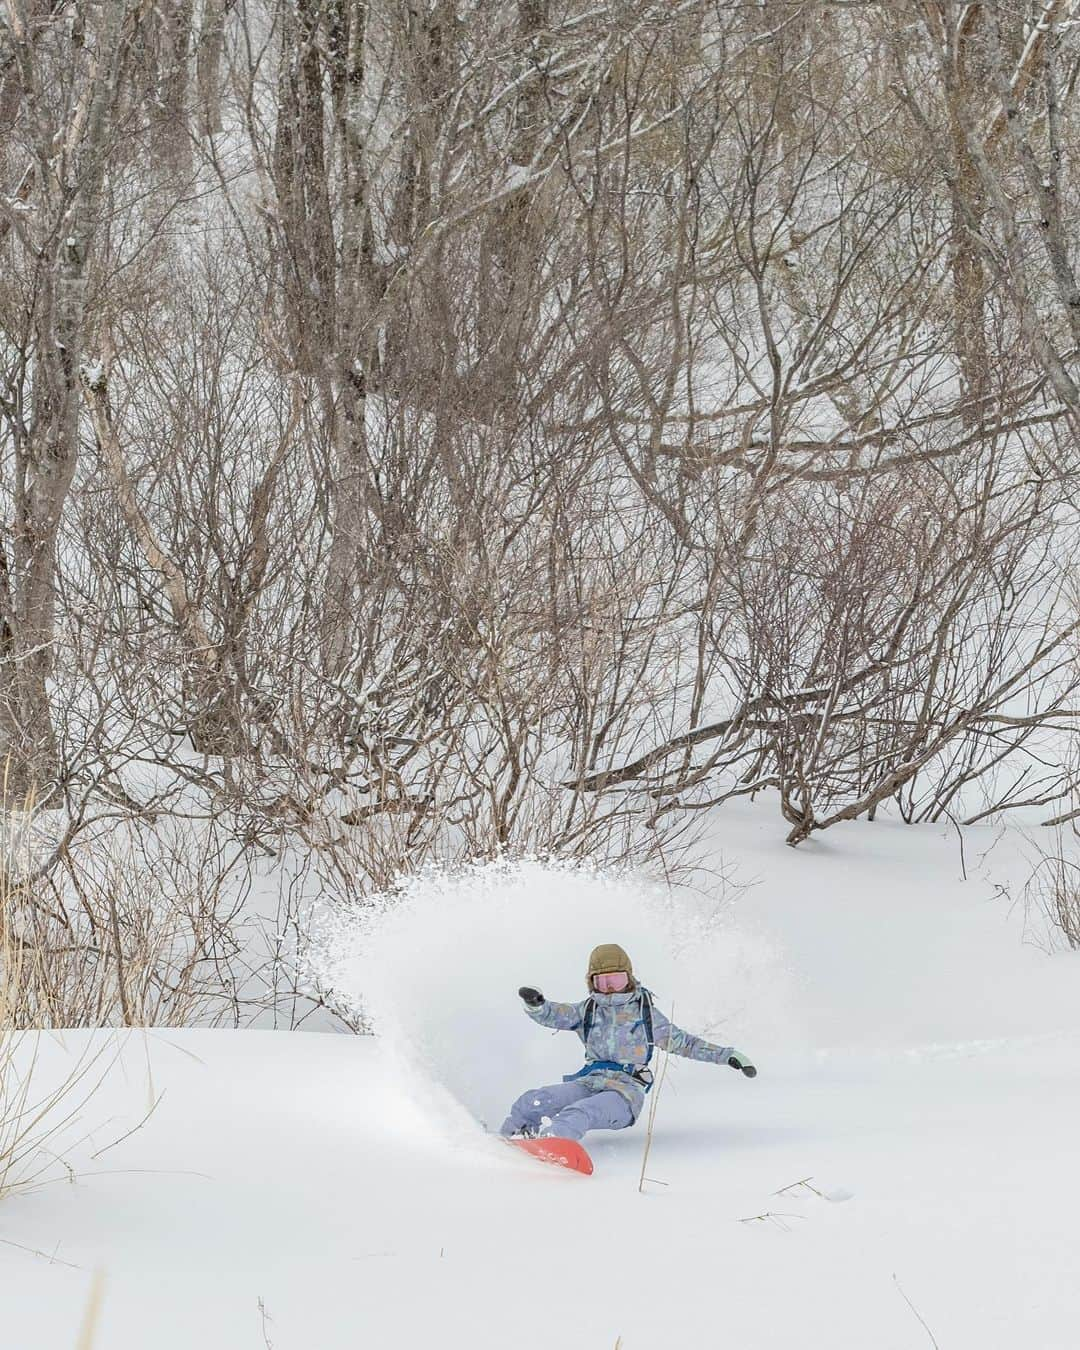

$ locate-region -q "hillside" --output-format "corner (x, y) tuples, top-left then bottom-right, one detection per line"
(4, 810), (1079, 1349)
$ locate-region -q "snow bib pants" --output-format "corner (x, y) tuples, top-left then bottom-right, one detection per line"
(500, 1079), (635, 1141)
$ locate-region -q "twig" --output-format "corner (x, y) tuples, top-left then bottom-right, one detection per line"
(90, 1090), (166, 1160)
(773, 1175), (824, 1198)
(258, 1296), (274, 1349)
(893, 1274), (941, 1349)
(944, 810), (967, 881)
(0, 1236), (84, 1270)
(737, 1211), (807, 1232)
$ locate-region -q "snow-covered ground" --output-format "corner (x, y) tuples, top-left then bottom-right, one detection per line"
(4, 806), (1080, 1349)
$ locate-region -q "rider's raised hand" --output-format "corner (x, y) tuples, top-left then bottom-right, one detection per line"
(728, 1052), (757, 1078)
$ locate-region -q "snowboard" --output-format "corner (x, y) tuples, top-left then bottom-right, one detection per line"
(506, 1136), (594, 1176)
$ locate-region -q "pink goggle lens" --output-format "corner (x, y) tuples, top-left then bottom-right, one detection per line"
(594, 971), (630, 993)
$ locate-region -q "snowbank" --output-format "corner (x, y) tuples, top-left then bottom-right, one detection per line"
(3, 814), (1080, 1349)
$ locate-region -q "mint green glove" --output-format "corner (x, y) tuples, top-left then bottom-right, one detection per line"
(728, 1052), (757, 1078)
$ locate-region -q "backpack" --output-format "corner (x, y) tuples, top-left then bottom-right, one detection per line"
(580, 986), (655, 1068)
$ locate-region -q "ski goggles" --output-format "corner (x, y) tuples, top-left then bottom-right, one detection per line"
(593, 971), (631, 993)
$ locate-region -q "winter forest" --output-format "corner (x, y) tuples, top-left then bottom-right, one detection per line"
(3, 2), (1080, 1347)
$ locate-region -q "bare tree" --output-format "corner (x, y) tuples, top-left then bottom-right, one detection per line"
(2, 0), (1080, 1025)
(0, 1), (144, 796)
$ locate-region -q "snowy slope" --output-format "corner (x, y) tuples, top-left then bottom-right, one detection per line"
(3, 810), (1080, 1350)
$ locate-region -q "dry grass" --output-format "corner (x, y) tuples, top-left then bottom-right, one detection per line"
(1, 792), (118, 1202)
(2, 801), (253, 1029)
(1024, 839), (1080, 950)
(1, 945), (115, 1203)
(0, 1025), (117, 1202)
(637, 1006), (674, 1195)
(75, 1271), (106, 1350)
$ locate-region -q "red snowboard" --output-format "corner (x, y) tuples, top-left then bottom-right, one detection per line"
(506, 1136), (594, 1176)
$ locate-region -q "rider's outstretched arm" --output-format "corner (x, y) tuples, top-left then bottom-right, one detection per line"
(653, 1007), (756, 1075)
(518, 987), (584, 1031)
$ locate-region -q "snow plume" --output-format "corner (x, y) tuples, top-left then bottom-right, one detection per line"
(308, 858), (790, 1134)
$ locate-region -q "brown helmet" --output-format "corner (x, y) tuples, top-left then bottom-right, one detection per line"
(586, 943), (635, 991)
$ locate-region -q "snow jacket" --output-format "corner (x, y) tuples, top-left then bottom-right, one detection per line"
(525, 989), (735, 1116)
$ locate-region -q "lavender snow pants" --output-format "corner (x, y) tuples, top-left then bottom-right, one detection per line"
(500, 1080), (635, 1142)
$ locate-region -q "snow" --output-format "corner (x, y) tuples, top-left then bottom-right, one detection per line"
(79, 359), (104, 388)
(4, 810), (1080, 1348)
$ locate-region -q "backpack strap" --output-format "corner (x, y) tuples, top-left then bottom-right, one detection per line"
(639, 987), (655, 1066)
(581, 996), (596, 1046)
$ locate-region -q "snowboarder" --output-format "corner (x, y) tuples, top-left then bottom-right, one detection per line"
(500, 942), (756, 1144)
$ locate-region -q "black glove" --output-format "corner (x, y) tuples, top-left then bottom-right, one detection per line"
(518, 986), (544, 1007)
(728, 1053), (757, 1078)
